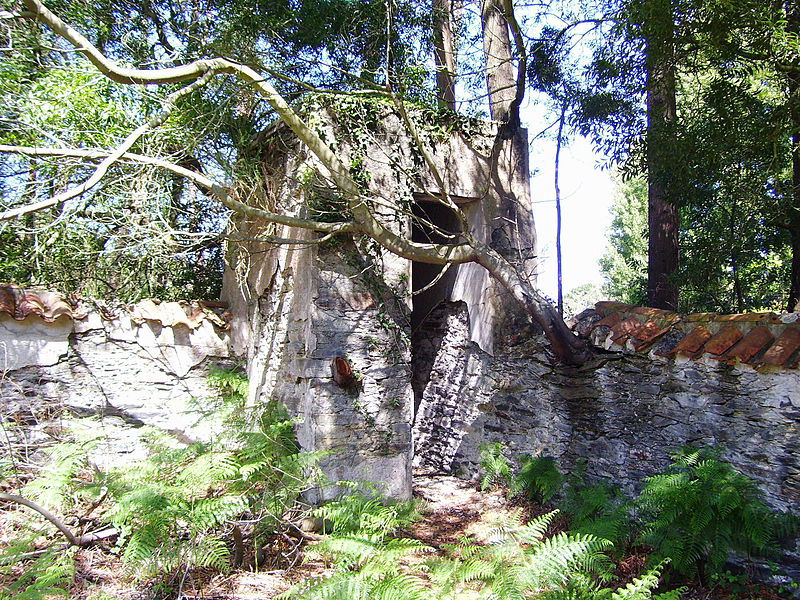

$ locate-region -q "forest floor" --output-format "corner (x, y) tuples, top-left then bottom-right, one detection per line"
(3, 471), (790, 599)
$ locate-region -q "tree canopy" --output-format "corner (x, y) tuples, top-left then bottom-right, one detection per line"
(3, 0), (800, 372)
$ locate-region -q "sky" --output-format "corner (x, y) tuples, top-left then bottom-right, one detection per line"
(522, 101), (616, 302)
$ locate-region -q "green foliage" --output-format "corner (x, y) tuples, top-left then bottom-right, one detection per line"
(563, 283), (606, 319)
(280, 492), (431, 600)
(0, 546), (76, 600)
(600, 175), (649, 307)
(283, 507), (669, 600)
(312, 494), (420, 536)
(1, 368), (323, 592)
(478, 442), (513, 491)
(102, 368), (313, 578)
(559, 461), (632, 556)
(21, 442), (89, 511)
(427, 511), (617, 599)
(636, 447), (786, 580)
(514, 455), (563, 503)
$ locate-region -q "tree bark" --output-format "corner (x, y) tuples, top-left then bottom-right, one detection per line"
(645, 0), (679, 311)
(433, 0), (456, 110)
(786, 4), (800, 312)
(787, 82), (800, 311)
(480, 0), (516, 122)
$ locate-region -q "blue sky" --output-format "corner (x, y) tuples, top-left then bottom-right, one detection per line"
(522, 100), (615, 301)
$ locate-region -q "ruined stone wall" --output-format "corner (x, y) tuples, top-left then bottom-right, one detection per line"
(414, 304), (800, 512)
(222, 99), (537, 499)
(413, 301), (800, 580)
(1, 297), (233, 467)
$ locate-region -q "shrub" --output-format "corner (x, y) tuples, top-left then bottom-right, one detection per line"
(636, 447), (785, 581)
(514, 454), (563, 503)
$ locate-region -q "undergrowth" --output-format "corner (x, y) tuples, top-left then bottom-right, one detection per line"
(0, 367), (325, 598)
(280, 502), (681, 600)
(480, 444), (798, 591)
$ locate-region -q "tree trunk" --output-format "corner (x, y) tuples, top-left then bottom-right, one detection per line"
(645, 0), (679, 311)
(474, 242), (592, 365)
(787, 91), (800, 311)
(433, 0), (456, 110)
(480, 0), (516, 122)
(786, 4), (800, 312)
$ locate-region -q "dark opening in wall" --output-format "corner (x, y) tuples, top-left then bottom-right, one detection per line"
(410, 198), (463, 417)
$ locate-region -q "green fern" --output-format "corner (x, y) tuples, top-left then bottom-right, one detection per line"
(0, 546), (76, 599)
(478, 442), (513, 491)
(514, 454), (563, 503)
(558, 462), (632, 556)
(636, 446), (786, 581)
(21, 442), (89, 511)
(313, 494), (419, 535)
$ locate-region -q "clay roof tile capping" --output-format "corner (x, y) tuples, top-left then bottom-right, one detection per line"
(610, 316), (643, 344)
(573, 301), (800, 370)
(0, 283), (81, 322)
(719, 325), (774, 364)
(0, 283), (230, 329)
(703, 323), (744, 356)
(759, 326), (800, 368)
(669, 325), (712, 359)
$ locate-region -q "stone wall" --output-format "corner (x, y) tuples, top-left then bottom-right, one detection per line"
(1, 295), (233, 467)
(413, 301), (800, 580)
(222, 98), (537, 499)
(415, 302), (800, 509)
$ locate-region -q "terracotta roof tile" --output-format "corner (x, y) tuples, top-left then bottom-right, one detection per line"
(630, 321), (672, 351)
(715, 312), (781, 324)
(594, 311), (622, 329)
(669, 325), (712, 358)
(611, 316), (642, 344)
(703, 323), (743, 356)
(575, 301), (800, 370)
(759, 326), (800, 367)
(718, 325), (774, 364)
(0, 283), (230, 329)
(0, 284), (80, 322)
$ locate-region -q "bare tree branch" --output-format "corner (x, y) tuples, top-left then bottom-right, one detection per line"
(0, 70), (215, 220)
(16, 0), (592, 364)
(0, 492), (117, 547)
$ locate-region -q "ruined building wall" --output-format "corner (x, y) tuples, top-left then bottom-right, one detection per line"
(412, 301), (800, 578)
(414, 302), (800, 512)
(0, 288), (233, 466)
(222, 99), (537, 499)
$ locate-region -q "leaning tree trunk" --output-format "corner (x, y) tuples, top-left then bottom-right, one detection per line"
(433, 0), (457, 110)
(645, 0), (679, 311)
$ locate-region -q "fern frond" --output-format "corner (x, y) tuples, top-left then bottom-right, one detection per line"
(190, 534), (230, 571)
(610, 561), (666, 600)
(515, 510), (559, 543)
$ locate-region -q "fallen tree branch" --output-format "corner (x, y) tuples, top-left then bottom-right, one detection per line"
(0, 492), (118, 547)
(0, 69), (215, 221)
